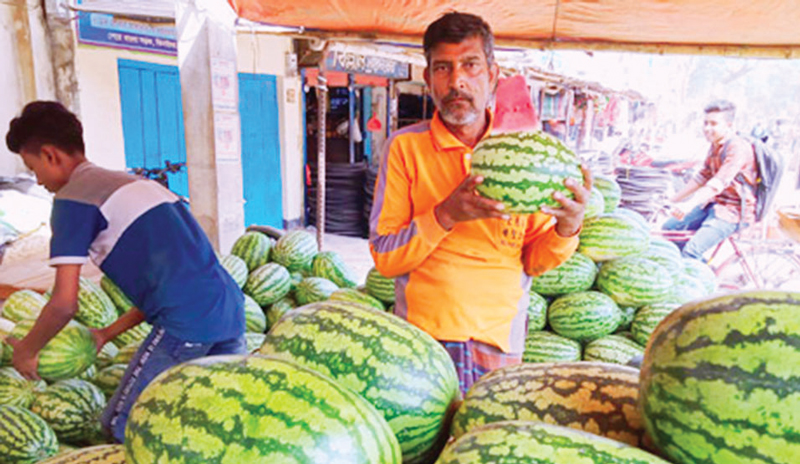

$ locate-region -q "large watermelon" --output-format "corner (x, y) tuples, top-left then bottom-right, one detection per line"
(99, 275), (133, 315)
(451, 362), (648, 446)
(527, 291), (548, 331)
(265, 296), (296, 329)
(230, 231), (272, 272)
(671, 273), (710, 304)
(548, 291), (622, 342)
(0, 367), (46, 408)
(243, 294), (267, 333)
(93, 364), (127, 398)
(640, 238), (684, 281)
(38, 445), (126, 464)
(311, 251), (358, 288)
(583, 334), (645, 365)
(30, 379), (106, 444)
(523, 331), (581, 363)
(75, 277), (117, 329)
(218, 254), (248, 289)
(329, 288), (386, 311)
(243, 262), (291, 306)
(95, 342), (119, 370)
(584, 187), (606, 219)
(612, 207), (651, 232)
(112, 341), (141, 366)
(630, 302), (680, 348)
(3, 319), (96, 382)
(0, 404), (59, 463)
(110, 321), (151, 349)
(593, 174), (622, 213)
(1, 290), (48, 323)
(438, 420), (668, 464)
(125, 355), (402, 464)
(578, 214), (650, 261)
(271, 229), (318, 273)
(294, 276), (338, 305)
(365, 267), (396, 304)
(682, 257), (717, 293)
(596, 257), (674, 307)
(470, 131), (583, 213)
(259, 301), (459, 464)
(640, 291), (800, 463)
(530, 252), (597, 296)
(244, 333), (266, 353)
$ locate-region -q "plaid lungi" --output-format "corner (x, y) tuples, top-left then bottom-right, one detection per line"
(441, 340), (523, 395)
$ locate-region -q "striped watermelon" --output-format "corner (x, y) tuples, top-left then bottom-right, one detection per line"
(259, 301), (459, 463)
(244, 332), (266, 353)
(530, 251), (597, 296)
(75, 277), (117, 329)
(641, 238), (684, 281)
(0, 317), (14, 338)
(0, 367), (46, 408)
(110, 321), (151, 349)
(312, 251), (358, 288)
(584, 187), (605, 219)
(39, 445), (126, 464)
(112, 341), (140, 366)
(617, 306), (637, 332)
(451, 362), (648, 447)
(93, 364), (127, 398)
(527, 291), (548, 331)
(271, 230), (318, 273)
(30, 379), (106, 444)
(640, 291), (800, 463)
(3, 319), (96, 381)
(438, 420), (668, 464)
(75, 364), (97, 381)
(548, 291), (622, 342)
(470, 131), (583, 213)
(329, 288), (386, 311)
(523, 331), (581, 363)
(218, 254), (248, 289)
(243, 294), (267, 333)
(593, 174), (622, 213)
(0, 404), (59, 463)
(99, 276), (133, 315)
(266, 296), (296, 329)
(583, 334), (645, 365)
(125, 355), (402, 464)
(596, 257), (674, 307)
(289, 271), (303, 291)
(671, 273), (710, 304)
(243, 262), (291, 306)
(682, 257), (717, 293)
(578, 214), (650, 262)
(631, 303), (680, 347)
(294, 277), (338, 305)
(1, 290), (47, 323)
(365, 267), (396, 304)
(96, 343), (118, 370)
(611, 207), (650, 232)
(230, 231), (272, 272)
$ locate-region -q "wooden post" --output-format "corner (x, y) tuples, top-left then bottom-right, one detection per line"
(316, 71), (328, 251)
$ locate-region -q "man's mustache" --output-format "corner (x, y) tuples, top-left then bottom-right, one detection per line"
(442, 90), (474, 105)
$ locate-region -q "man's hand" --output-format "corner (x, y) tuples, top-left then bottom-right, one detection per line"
(6, 337), (41, 380)
(434, 175), (508, 230)
(541, 165), (593, 237)
(88, 328), (109, 354)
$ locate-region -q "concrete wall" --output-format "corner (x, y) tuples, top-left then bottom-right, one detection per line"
(0, 4), (26, 176)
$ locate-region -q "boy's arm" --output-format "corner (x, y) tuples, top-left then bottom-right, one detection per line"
(90, 307), (146, 352)
(6, 264), (82, 380)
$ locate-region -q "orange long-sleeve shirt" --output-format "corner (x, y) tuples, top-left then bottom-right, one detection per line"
(369, 112), (578, 353)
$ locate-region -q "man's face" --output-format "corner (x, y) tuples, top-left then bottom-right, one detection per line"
(703, 111), (733, 144)
(20, 147), (68, 193)
(424, 35), (498, 128)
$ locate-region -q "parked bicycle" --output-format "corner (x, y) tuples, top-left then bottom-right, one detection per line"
(128, 161), (189, 205)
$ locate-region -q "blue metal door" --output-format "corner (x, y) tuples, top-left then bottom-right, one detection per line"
(239, 73), (283, 228)
(118, 59), (188, 199)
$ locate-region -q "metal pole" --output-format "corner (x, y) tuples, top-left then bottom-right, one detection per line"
(348, 73), (356, 164)
(316, 72), (328, 251)
(387, 80), (395, 138)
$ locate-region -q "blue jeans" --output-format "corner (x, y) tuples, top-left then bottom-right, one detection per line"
(100, 326), (246, 443)
(662, 204), (740, 260)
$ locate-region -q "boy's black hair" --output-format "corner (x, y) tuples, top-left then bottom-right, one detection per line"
(423, 12), (495, 66)
(6, 101), (85, 155)
(704, 100), (736, 124)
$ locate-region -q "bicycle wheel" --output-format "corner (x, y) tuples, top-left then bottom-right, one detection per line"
(716, 248), (800, 291)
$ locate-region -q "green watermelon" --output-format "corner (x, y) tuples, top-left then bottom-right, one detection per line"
(584, 187), (605, 219)
(470, 131), (583, 213)
(365, 267), (396, 304)
(111, 322), (151, 349)
(682, 257), (717, 293)
(611, 207), (650, 232)
(451, 362), (649, 447)
(593, 174), (622, 213)
(38, 445), (126, 463)
(527, 291), (548, 331)
(99, 276), (133, 316)
(259, 301), (459, 464)
(30, 379), (106, 444)
(329, 288), (386, 311)
(294, 277), (338, 305)
(617, 306), (637, 332)
(218, 254), (248, 289)
(75, 277), (117, 329)
(230, 231), (272, 272)
(578, 214), (650, 262)
(243, 262), (291, 306)
(583, 334), (645, 365)
(640, 238), (684, 281)
(438, 420), (668, 464)
(640, 291), (800, 463)
(93, 364), (127, 398)
(265, 297), (296, 329)
(289, 271), (303, 291)
(0, 317), (14, 338)
(671, 273), (710, 304)
(3, 319), (96, 382)
(631, 302), (680, 347)
(112, 341), (140, 367)
(548, 291), (622, 342)
(0, 367), (46, 408)
(125, 355), (402, 464)
(0, 404), (59, 463)
(75, 363), (97, 381)
(244, 332), (265, 353)
(522, 330), (581, 363)
(96, 343), (119, 370)
(596, 257), (674, 307)
(1, 290), (47, 323)
(530, 252), (597, 296)
(271, 230), (318, 273)
(311, 251), (358, 288)
(243, 294), (267, 333)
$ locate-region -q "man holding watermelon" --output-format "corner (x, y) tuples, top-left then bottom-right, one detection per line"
(4, 101), (246, 442)
(369, 12), (591, 393)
